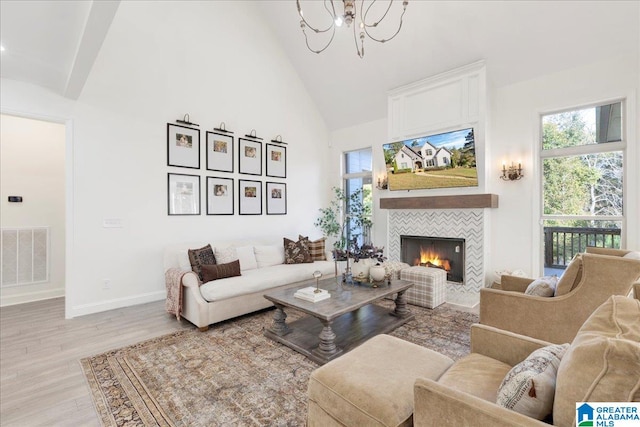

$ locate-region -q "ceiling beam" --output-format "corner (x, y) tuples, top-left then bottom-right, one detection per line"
(64, 0), (120, 100)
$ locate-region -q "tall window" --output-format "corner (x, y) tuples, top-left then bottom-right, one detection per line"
(540, 101), (624, 274)
(343, 148), (373, 246)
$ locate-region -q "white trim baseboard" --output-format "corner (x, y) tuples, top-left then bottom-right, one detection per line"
(69, 290), (166, 318)
(0, 287), (65, 307)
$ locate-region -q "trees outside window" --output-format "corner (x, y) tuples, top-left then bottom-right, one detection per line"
(541, 101), (624, 270)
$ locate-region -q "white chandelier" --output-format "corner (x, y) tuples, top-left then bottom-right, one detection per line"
(296, 0), (409, 58)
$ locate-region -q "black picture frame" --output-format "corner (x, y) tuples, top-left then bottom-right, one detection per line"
(206, 176), (234, 215)
(167, 123), (200, 169)
(238, 138), (262, 176)
(265, 143), (286, 178)
(266, 181), (287, 215)
(206, 131), (234, 173)
(238, 179), (262, 215)
(167, 173), (201, 215)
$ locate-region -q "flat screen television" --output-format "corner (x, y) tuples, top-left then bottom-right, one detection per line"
(382, 127), (478, 191)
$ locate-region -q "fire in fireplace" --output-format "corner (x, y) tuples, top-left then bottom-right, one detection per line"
(401, 235), (465, 283)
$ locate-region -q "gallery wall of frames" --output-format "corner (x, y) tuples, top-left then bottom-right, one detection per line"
(166, 119), (287, 216)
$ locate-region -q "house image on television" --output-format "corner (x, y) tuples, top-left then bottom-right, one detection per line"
(393, 142), (451, 170)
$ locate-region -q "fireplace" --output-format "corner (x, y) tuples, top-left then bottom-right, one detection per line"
(401, 235), (465, 283)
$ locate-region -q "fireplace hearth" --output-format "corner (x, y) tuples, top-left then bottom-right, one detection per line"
(401, 235), (465, 283)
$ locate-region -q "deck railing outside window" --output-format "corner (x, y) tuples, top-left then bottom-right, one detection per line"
(543, 226), (621, 269)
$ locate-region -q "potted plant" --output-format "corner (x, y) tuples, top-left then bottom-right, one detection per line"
(314, 187), (373, 277)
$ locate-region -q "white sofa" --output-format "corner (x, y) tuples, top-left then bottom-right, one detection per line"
(163, 239), (336, 330)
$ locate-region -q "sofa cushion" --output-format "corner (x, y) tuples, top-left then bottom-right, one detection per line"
(214, 246), (238, 264)
(254, 245), (285, 268)
(236, 246), (258, 271)
(554, 254), (583, 296)
(496, 343), (569, 420)
(188, 244), (216, 282)
(284, 237), (312, 264)
(201, 260), (241, 282)
(437, 353), (512, 403)
(524, 276), (558, 297)
(299, 235), (327, 261)
(199, 261), (335, 302)
(553, 295), (640, 427)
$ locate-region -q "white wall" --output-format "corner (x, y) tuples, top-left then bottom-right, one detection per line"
(1, 1), (331, 317)
(488, 53), (638, 277)
(330, 53), (639, 282)
(0, 114), (66, 305)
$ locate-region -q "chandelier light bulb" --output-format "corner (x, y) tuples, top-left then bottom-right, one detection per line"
(335, 16), (343, 27)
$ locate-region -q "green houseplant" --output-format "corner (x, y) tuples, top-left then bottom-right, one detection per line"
(314, 187), (373, 261)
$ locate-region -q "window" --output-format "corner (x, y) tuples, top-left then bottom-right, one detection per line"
(343, 148), (373, 247)
(540, 101), (624, 274)
(426, 149), (433, 156)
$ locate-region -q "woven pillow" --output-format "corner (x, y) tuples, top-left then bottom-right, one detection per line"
(299, 235), (327, 261)
(214, 246), (238, 264)
(283, 237), (312, 264)
(496, 343), (569, 420)
(188, 244), (216, 282)
(200, 260), (241, 283)
(524, 276), (558, 297)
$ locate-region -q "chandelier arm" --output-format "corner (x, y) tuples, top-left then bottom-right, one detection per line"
(352, 19), (365, 58)
(363, 4), (407, 43)
(303, 25), (337, 54)
(297, 0), (336, 34)
(361, 0), (395, 27)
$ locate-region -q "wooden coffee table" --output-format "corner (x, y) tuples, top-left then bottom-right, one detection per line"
(263, 277), (414, 364)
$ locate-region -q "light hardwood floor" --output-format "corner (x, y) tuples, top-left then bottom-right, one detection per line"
(0, 298), (193, 426)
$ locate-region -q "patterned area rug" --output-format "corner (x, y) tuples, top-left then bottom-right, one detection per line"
(81, 302), (478, 426)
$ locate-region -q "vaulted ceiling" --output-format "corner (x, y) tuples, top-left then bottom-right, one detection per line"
(1, 1), (638, 131)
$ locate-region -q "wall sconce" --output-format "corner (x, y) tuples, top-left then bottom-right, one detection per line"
(500, 162), (523, 181)
(376, 174), (388, 190)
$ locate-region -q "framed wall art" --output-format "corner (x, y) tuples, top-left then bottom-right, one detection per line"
(266, 181), (287, 215)
(206, 131), (234, 173)
(167, 123), (200, 169)
(238, 179), (262, 215)
(168, 173), (200, 215)
(206, 176), (234, 215)
(238, 138), (262, 175)
(265, 143), (286, 178)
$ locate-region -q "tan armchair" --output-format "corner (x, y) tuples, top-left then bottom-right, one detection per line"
(480, 247), (640, 344)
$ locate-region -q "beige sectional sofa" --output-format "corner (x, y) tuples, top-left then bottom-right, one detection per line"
(163, 239), (335, 330)
(307, 294), (640, 426)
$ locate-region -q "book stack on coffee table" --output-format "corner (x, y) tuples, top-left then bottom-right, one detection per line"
(294, 286), (331, 303)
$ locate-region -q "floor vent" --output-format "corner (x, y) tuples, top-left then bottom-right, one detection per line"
(1, 227), (49, 287)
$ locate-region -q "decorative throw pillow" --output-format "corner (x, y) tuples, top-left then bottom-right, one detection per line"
(283, 237), (312, 264)
(299, 235), (327, 261)
(200, 260), (241, 283)
(254, 245), (285, 268)
(623, 251), (640, 260)
(188, 244), (216, 282)
(524, 276), (558, 297)
(214, 246), (238, 264)
(236, 246), (258, 271)
(496, 343), (569, 420)
(554, 254), (583, 296)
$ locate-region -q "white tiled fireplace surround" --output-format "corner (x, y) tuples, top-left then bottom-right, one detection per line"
(388, 209), (486, 307)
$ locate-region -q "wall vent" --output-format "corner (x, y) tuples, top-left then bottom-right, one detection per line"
(1, 227), (49, 287)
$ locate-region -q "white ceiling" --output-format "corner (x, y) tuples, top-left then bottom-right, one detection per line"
(1, 1), (638, 131)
